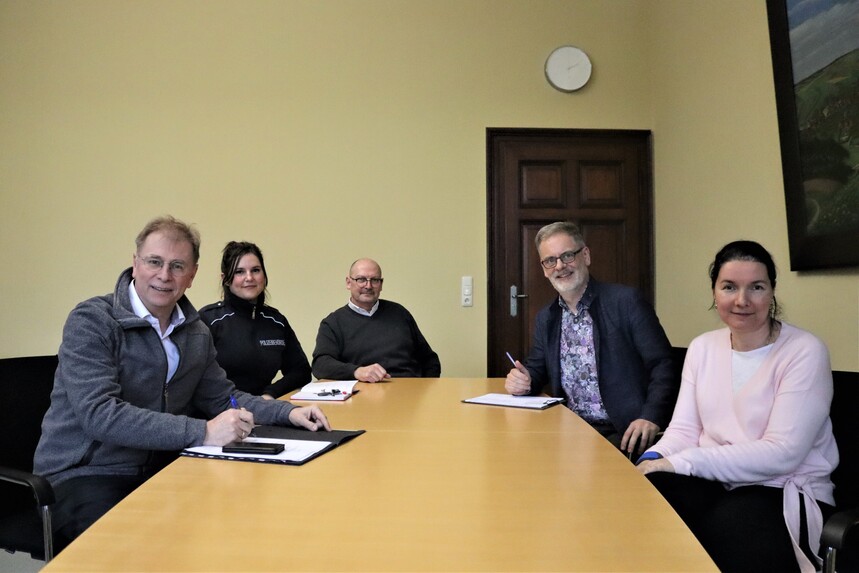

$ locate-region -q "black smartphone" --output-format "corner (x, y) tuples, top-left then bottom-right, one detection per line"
(222, 441), (285, 455)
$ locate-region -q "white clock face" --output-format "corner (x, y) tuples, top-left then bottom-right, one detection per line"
(545, 46), (592, 92)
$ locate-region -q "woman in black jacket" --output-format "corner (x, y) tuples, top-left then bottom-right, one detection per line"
(199, 241), (311, 398)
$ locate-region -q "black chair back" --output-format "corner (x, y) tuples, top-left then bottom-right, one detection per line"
(830, 371), (858, 509)
(828, 370), (859, 572)
(0, 355), (58, 559)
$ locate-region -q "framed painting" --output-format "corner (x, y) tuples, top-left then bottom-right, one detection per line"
(766, 0), (859, 270)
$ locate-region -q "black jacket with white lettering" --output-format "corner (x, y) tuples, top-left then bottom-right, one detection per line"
(199, 292), (311, 398)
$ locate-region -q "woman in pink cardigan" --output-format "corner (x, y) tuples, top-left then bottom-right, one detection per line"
(637, 241), (838, 573)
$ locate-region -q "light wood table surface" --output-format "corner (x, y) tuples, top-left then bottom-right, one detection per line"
(43, 378), (717, 572)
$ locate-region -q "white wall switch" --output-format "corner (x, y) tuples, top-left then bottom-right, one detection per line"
(461, 276), (473, 307)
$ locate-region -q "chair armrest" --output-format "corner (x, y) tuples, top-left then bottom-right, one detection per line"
(821, 507), (859, 551)
(0, 466), (55, 506)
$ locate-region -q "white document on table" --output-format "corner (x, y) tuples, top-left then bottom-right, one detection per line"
(290, 380), (359, 401)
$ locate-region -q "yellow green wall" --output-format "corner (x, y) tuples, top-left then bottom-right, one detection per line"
(2, 0), (856, 372)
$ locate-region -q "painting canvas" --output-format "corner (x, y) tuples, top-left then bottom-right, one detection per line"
(766, 0), (859, 270)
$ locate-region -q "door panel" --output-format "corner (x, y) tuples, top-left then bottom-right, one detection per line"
(487, 128), (653, 377)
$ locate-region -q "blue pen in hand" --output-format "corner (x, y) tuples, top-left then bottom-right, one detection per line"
(229, 394), (251, 441)
(505, 352), (517, 367)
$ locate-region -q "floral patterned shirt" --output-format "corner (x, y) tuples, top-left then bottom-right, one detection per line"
(559, 293), (609, 423)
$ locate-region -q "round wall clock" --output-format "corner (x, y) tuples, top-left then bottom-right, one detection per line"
(545, 45), (592, 92)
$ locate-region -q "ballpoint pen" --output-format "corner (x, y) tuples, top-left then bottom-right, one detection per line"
(506, 352), (531, 397)
(229, 394), (254, 440)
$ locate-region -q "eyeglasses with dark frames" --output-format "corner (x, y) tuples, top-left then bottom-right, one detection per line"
(540, 246), (585, 269)
(350, 276), (384, 286)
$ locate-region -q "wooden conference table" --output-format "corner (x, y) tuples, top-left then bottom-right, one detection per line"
(43, 378), (717, 572)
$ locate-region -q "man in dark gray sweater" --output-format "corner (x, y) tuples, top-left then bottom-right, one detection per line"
(34, 216), (330, 550)
(311, 258), (440, 381)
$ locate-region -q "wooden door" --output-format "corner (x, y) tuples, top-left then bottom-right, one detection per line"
(486, 128), (653, 376)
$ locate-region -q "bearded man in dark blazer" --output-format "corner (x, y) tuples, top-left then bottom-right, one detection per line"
(506, 222), (677, 457)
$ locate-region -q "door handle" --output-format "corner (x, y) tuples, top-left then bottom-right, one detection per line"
(510, 285), (529, 317)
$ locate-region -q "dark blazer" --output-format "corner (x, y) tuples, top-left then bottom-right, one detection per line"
(525, 278), (677, 433)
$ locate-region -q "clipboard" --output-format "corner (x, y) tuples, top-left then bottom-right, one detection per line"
(462, 393), (565, 410)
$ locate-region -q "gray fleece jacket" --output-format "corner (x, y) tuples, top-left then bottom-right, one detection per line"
(34, 268), (297, 486)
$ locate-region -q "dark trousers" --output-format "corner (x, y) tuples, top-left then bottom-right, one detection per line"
(590, 422), (622, 449)
(52, 474), (149, 553)
(647, 472), (834, 573)
(591, 422), (637, 460)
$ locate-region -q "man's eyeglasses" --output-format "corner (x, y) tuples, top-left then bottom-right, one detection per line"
(137, 256), (192, 277)
(540, 247), (585, 269)
(350, 276), (384, 286)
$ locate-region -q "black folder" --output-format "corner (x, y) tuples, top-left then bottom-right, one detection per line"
(181, 425), (365, 466)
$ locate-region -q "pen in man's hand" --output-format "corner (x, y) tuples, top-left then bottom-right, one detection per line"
(506, 352), (529, 377)
(229, 394), (253, 440)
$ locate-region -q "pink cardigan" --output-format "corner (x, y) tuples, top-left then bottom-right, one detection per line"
(650, 323), (838, 573)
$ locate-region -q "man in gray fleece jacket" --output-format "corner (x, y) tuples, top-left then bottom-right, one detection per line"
(34, 216), (330, 550)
